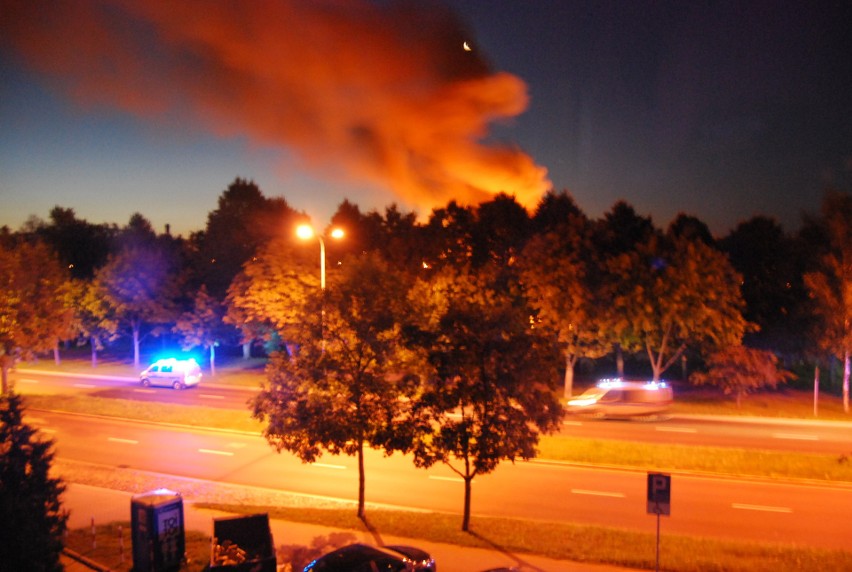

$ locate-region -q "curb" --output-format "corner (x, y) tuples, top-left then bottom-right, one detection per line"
(62, 547), (112, 572)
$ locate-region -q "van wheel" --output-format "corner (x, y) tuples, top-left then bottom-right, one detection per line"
(173, 380), (184, 390)
(141, 378), (151, 387)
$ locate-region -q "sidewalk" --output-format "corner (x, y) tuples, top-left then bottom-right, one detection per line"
(61, 483), (637, 572)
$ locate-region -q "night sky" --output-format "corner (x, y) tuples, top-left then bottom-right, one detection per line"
(2, 1), (850, 237)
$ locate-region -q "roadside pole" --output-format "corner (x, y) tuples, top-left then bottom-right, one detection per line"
(647, 472), (671, 572)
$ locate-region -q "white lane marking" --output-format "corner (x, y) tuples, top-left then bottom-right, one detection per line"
(19, 378), (40, 384)
(133, 389), (157, 394)
(571, 489), (626, 498)
(429, 476), (465, 483)
(26, 417), (47, 424)
(198, 449), (234, 456)
(73, 383), (97, 389)
(108, 437), (139, 445)
(772, 433), (819, 441)
(732, 503), (792, 513)
(313, 463), (347, 470)
(562, 420), (583, 426)
(656, 426), (698, 433)
(200, 394), (225, 400)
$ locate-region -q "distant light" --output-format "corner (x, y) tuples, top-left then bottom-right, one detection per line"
(330, 227), (344, 239)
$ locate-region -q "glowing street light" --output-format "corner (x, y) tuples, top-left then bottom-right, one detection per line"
(296, 223), (344, 290)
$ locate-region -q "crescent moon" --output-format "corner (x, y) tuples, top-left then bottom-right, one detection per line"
(463, 41), (472, 52)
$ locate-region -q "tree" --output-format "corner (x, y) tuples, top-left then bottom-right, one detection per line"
(66, 279), (119, 367)
(0, 393), (68, 571)
(691, 346), (795, 407)
(252, 255), (418, 519)
(195, 178), (301, 298)
(407, 265), (563, 531)
(0, 241), (71, 393)
(471, 193), (531, 268)
(803, 191), (852, 412)
(35, 206), (113, 279)
(94, 247), (179, 367)
(421, 201), (476, 270)
(594, 201), (659, 375)
(519, 214), (610, 397)
(174, 285), (230, 376)
(720, 216), (811, 357)
(225, 236), (315, 354)
(607, 235), (750, 381)
(666, 213), (715, 246)
(530, 189), (585, 235)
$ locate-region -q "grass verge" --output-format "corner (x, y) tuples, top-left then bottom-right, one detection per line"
(65, 522), (211, 572)
(190, 503), (852, 572)
(23, 394), (264, 433)
(538, 436), (852, 482)
(63, 507), (852, 572)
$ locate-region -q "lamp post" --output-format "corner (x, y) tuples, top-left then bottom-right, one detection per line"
(296, 224), (344, 290)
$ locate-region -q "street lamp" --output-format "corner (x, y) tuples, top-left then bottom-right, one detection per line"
(296, 224), (344, 290)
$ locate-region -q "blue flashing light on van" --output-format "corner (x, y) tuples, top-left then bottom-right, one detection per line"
(566, 378), (673, 420)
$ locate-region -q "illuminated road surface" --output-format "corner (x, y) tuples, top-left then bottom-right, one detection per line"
(16, 370), (852, 454)
(27, 410), (852, 551)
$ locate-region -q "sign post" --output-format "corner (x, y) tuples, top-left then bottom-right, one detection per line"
(647, 472), (671, 572)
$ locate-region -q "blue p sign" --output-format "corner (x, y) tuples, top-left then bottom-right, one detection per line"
(647, 472), (671, 516)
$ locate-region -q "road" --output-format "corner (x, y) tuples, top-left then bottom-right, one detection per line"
(24, 408), (852, 551)
(16, 369), (852, 454)
(14, 368), (259, 410)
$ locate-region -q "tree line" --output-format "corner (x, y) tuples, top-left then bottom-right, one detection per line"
(2, 180), (849, 394)
(2, 178), (852, 528)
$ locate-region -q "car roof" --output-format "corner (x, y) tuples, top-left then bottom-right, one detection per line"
(306, 543), (407, 571)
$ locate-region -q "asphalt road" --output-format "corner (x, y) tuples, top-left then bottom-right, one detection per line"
(25, 409), (852, 551)
(16, 369), (852, 454)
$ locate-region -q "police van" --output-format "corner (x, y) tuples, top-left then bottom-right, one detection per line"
(139, 358), (202, 390)
(566, 378), (673, 419)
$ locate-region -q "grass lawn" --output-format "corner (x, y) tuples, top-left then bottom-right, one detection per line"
(63, 508), (852, 572)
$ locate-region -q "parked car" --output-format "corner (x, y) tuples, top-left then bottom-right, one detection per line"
(303, 543), (436, 572)
(565, 378), (673, 419)
(139, 358), (202, 389)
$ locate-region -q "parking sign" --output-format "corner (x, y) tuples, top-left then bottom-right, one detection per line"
(647, 472), (671, 516)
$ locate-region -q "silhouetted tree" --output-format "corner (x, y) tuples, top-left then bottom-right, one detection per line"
(196, 178), (301, 298)
(408, 264), (563, 531)
(421, 201), (476, 270)
(720, 216), (811, 357)
(530, 189), (585, 234)
(252, 255), (418, 519)
(36, 207), (113, 279)
(667, 213), (715, 246)
(471, 193), (531, 267)
(0, 393), (68, 571)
